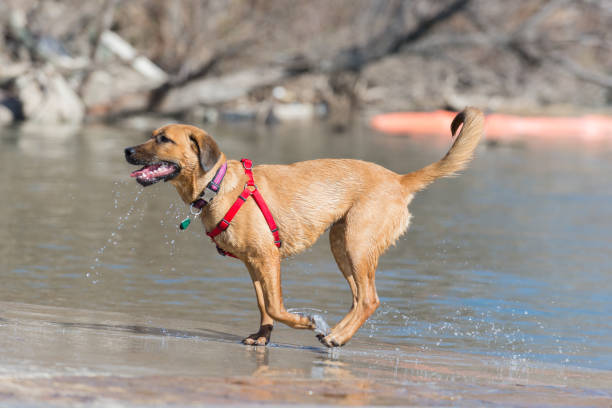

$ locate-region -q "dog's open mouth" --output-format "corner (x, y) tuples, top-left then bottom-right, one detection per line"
(130, 161), (180, 186)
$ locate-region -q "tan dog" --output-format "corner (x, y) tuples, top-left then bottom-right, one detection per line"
(125, 107), (484, 347)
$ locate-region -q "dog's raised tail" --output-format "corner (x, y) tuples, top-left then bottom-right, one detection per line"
(401, 107), (484, 193)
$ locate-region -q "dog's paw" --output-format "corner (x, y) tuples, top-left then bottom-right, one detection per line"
(316, 333), (342, 348)
(241, 324), (273, 346)
(242, 335), (268, 346)
(308, 314), (330, 337)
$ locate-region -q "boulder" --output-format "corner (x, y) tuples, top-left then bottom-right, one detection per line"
(15, 66), (84, 124)
(0, 105), (13, 125)
(270, 103), (316, 122)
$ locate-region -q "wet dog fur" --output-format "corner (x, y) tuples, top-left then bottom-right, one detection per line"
(125, 107), (484, 347)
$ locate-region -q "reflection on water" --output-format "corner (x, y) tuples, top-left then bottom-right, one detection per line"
(1, 122), (611, 371)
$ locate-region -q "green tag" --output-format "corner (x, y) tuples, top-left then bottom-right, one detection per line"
(179, 217), (191, 230)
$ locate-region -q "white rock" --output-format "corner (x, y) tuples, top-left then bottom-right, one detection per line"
(272, 103), (315, 122)
(0, 105), (13, 125)
(16, 66), (85, 124)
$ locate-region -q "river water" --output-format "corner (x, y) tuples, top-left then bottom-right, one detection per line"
(1, 120), (611, 391)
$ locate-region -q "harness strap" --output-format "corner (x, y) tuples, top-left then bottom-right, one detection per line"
(206, 158), (281, 257)
(251, 189), (281, 246)
(241, 158), (281, 246)
(242, 158), (255, 186)
(206, 188), (251, 238)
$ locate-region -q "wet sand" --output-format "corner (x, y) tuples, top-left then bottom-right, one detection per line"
(1, 301), (610, 407)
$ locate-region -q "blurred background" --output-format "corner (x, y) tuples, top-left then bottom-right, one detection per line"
(1, 0), (612, 384)
(1, 0), (611, 130)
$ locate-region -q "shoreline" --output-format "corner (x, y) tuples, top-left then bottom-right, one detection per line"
(0, 301), (610, 406)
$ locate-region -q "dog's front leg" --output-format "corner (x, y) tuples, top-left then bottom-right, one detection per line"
(243, 264), (275, 346)
(247, 256), (315, 331)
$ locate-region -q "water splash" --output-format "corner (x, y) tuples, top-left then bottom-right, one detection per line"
(310, 314), (331, 337)
(287, 308), (331, 337)
(86, 186), (144, 284)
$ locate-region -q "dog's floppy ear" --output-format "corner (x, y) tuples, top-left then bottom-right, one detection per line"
(189, 129), (221, 173)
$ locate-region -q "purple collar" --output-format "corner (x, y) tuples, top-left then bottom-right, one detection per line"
(192, 162), (227, 210)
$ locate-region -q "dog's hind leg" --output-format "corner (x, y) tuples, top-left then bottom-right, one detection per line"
(242, 264), (275, 346)
(320, 246), (381, 348)
(328, 220), (359, 334)
(247, 255), (316, 331)
(319, 201), (408, 347)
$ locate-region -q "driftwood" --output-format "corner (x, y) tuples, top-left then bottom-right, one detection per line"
(100, 31), (167, 84)
(156, 66), (288, 114)
(146, 40), (253, 112)
(77, 0), (119, 96)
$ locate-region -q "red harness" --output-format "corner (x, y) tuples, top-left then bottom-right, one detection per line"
(206, 159), (281, 258)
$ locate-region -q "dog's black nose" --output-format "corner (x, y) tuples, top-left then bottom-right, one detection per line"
(125, 147), (135, 161)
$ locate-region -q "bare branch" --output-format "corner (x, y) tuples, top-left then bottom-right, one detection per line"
(324, 0), (472, 73)
(551, 53), (612, 88)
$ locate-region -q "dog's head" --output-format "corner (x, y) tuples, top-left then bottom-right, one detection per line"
(125, 124), (220, 187)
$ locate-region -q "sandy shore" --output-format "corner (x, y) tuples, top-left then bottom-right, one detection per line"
(0, 301), (610, 407)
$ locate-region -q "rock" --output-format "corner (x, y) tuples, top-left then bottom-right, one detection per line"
(0, 96), (24, 123)
(184, 106), (219, 124)
(0, 62), (29, 82)
(81, 66), (156, 114)
(219, 108), (258, 122)
(270, 103), (316, 122)
(15, 66), (85, 124)
(272, 86), (299, 103)
(116, 114), (178, 131)
(0, 105), (13, 125)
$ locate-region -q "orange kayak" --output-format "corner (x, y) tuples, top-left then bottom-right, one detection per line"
(370, 110), (612, 142)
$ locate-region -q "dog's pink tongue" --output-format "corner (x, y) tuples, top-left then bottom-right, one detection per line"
(130, 163), (161, 178)
(131, 163), (177, 180)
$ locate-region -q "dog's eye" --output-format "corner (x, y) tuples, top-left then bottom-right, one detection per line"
(157, 135), (172, 143)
